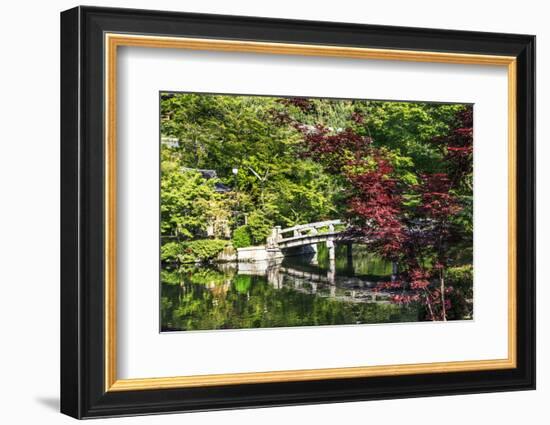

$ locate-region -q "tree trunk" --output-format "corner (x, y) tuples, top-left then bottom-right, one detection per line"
(440, 268), (447, 321)
(425, 290), (435, 321)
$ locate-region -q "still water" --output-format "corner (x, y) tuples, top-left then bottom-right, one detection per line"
(161, 244), (421, 331)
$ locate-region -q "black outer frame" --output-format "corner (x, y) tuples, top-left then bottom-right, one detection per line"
(60, 5), (536, 419)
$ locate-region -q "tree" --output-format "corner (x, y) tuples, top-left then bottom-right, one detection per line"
(161, 93), (344, 232)
(281, 97), (473, 321)
(160, 152), (231, 240)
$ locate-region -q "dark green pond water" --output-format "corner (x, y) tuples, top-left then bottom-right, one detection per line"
(161, 244), (421, 331)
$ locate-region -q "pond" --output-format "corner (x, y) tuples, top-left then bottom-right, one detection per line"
(161, 244), (422, 332)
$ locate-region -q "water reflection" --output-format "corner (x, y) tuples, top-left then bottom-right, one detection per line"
(161, 245), (421, 331)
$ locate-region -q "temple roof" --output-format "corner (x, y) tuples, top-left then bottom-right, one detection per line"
(181, 167), (232, 193)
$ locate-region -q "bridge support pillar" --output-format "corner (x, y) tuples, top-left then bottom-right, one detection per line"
(266, 248), (284, 261)
(327, 258), (336, 284)
(326, 237), (335, 261)
(310, 281), (317, 293)
(310, 243), (318, 265)
(266, 264), (283, 288)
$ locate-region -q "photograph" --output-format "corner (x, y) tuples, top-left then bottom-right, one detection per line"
(58, 5), (536, 419)
(159, 93), (474, 331)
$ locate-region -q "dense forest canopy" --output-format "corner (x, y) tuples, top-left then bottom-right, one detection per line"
(161, 94), (467, 235)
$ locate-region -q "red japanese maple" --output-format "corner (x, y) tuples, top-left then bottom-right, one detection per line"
(278, 99), (473, 321)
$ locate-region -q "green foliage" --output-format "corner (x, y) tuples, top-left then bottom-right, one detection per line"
(231, 212), (273, 247)
(445, 264), (474, 319)
(161, 93), (296, 197)
(161, 267), (420, 331)
(232, 225), (252, 248)
(357, 101), (464, 173)
(186, 268), (233, 286)
(447, 264), (473, 288)
(233, 275), (253, 294)
(246, 210), (273, 245)
(161, 95), (470, 239)
(160, 163), (231, 239)
(160, 241), (181, 263)
(385, 149), (419, 186)
(274, 97), (464, 176)
(160, 269), (181, 285)
(452, 194), (474, 234)
(178, 239), (229, 264)
(161, 239), (228, 265)
(160, 296), (173, 326)
(161, 93), (343, 233)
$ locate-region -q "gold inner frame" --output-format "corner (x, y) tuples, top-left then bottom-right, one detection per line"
(104, 33), (517, 392)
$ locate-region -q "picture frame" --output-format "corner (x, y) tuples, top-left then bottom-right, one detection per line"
(60, 5), (535, 419)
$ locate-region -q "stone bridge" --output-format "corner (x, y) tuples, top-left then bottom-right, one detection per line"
(266, 219), (349, 261)
(237, 219), (352, 262)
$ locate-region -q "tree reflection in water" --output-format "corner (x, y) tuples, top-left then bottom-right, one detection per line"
(161, 245), (421, 331)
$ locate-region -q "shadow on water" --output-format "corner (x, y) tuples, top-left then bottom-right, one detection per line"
(161, 244), (421, 331)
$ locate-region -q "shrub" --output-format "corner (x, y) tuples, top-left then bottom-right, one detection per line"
(445, 264), (474, 320)
(232, 225), (252, 248)
(446, 264), (473, 298)
(446, 264), (473, 286)
(179, 239), (228, 264)
(160, 241), (181, 263)
(246, 210), (273, 245)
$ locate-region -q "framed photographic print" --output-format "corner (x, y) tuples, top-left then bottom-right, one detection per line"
(60, 6), (535, 419)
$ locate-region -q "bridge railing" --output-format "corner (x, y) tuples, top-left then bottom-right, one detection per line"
(267, 219), (344, 247)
